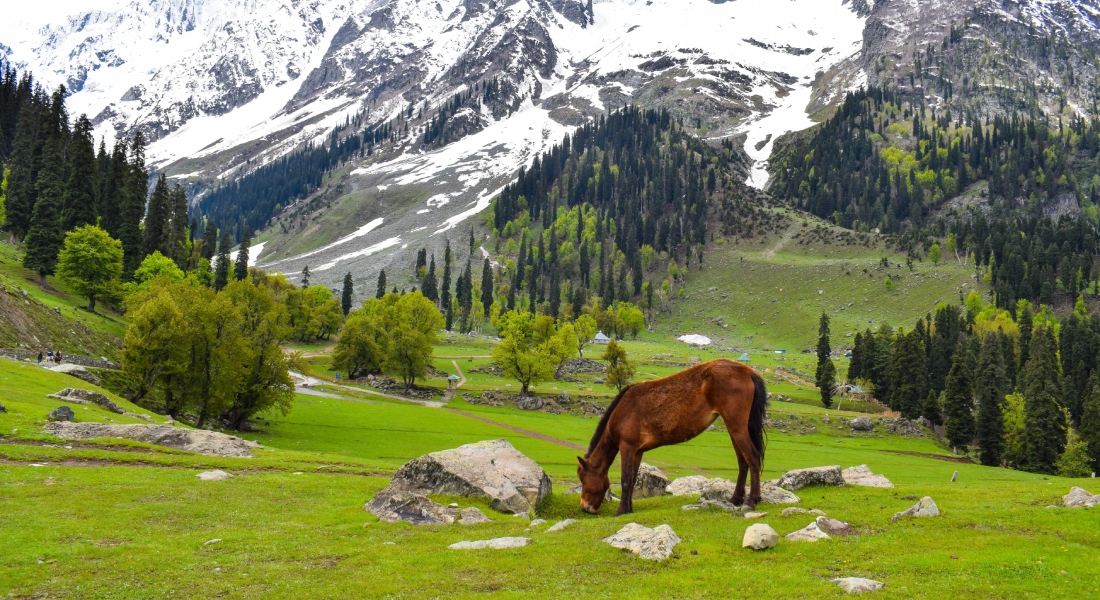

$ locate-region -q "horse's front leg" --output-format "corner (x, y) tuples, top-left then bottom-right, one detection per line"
(617, 446), (640, 515)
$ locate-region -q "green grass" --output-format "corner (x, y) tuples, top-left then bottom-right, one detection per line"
(3, 357), (1099, 598)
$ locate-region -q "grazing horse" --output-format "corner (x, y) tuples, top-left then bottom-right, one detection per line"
(577, 359), (767, 515)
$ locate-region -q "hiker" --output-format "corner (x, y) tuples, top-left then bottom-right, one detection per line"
(47, 350), (54, 362)
(37, 351), (43, 364)
(55, 351), (63, 364)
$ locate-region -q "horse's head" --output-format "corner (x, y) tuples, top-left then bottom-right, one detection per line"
(576, 456), (609, 514)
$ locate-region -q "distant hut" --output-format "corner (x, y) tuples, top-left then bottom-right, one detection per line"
(593, 331), (611, 345)
(738, 353), (751, 362)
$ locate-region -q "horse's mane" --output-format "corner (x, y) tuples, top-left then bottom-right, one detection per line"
(586, 385), (631, 457)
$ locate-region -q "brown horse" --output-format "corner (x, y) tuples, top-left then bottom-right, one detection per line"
(577, 358), (767, 515)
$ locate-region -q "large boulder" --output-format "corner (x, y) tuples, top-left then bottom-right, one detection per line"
(633, 463), (671, 499)
(842, 465), (894, 488)
(742, 524), (778, 550)
(47, 388), (124, 414)
(45, 363), (101, 386)
(376, 439), (551, 514)
(778, 466), (845, 490)
(42, 422), (260, 457)
(892, 496), (940, 521)
(367, 488), (460, 525)
(48, 406), (75, 422)
(834, 578), (885, 593)
(667, 475), (712, 496)
(1063, 487), (1100, 508)
(849, 417), (874, 432)
(603, 523), (680, 561)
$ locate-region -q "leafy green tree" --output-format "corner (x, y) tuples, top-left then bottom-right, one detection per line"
(975, 333), (1007, 466)
(234, 229), (252, 281)
(287, 285), (344, 342)
(602, 339), (636, 392)
(1021, 326), (1067, 474)
(56, 225), (123, 311)
(1056, 431), (1093, 478)
(574, 313), (597, 357)
(128, 250), (185, 296)
(332, 312), (388, 378)
(121, 284), (192, 411)
(943, 337), (975, 454)
(341, 272), (354, 316)
(618, 303), (645, 339)
(385, 292), (444, 390)
(0, 168), (8, 227)
(929, 242), (942, 267)
(493, 310), (556, 396)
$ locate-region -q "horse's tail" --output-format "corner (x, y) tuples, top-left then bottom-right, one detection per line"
(749, 372), (768, 461)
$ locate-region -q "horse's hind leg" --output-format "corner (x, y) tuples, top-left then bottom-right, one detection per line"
(617, 445), (641, 516)
(729, 443), (748, 507)
(730, 429), (762, 510)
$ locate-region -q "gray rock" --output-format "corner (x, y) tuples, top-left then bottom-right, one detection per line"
(47, 388), (124, 414)
(546, 519), (575, 532)
(744, 511), (767, 519)
(42, 422), (261, 457)
(449, 537), (529, 550)
(668, 476), (800, 505)
(778, 466), (845, 490)
(782, 507), (809, 517)
(833, 577), (885, 593)
(558, 391), (571, 405)
(951, 471), (958, 482)
(809, 509), (827, 516)
(700, 478), (738, 502)
(842, 465), (894, 488)
(516, 396), (543, 411)
(892, 496), (940, 521)
(667, 475), (715, 496)
(47, 406), (75, 422)
(1063, 487), (1100, 508)
(375, 439), (551, 514)
(742, 523), (779, 550)
(45, 363), (101, 386)
(760, 482), (802, 504)
(366, 488), (458, 525)
(849, 416), (874, 431)
(603, 523), (680, 561)
(528, 518), (547, 527)
(785, 522), (831, 542)
(196, 470), (232, 481)
(815, 516), (853, 535)
(633, 462), (671, 499)
(458, 507), (492, 524)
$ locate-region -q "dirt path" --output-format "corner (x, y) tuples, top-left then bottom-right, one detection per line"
(762, 223), (798, 258)
(443, 408), (585, 451)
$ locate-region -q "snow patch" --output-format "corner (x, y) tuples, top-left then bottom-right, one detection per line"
(315, 237), (403, 272)
(264, 218), (385, 267)
(678, 334), (713, 347)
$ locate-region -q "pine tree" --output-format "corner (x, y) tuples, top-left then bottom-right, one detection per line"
(376, 269), (386, 299)
(167, 183), (189, 266)
(481, 258), (494, 317)
(423, 255), (438, 302)
(23, 90), (67, 278)
(213, 230), (232, 292)
(1080, 377), (1100, 474)
(815, 312), (834, 407)
(976, 333), (1007, 466)
(1021, 326), (1067, 474)
(818, 359), (836, 409)
(921, 391), (943, 425)
(441, 242), (452, 310)
(62, 114), (99, 231)
(202, 220), (219, 261)
(4, 99), (41, 240)
(342, 272), (354, 316)
(890, 328), (927, 419)
(301, 265), (310, 289)
(142, 174), (171, 259)
(119, 132), (148, 279)
(234, 229), (251, 281)
(1016, 304), (1034, 389)
(943, 336), (976, 454)
(99, 139), (127, 238)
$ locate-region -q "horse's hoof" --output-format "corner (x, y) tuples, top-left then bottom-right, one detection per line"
(730, 496), (745, 507)
(743, 503), (757, 511)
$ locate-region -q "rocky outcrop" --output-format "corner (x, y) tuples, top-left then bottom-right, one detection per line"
(603, 523), (680, 561)
(367, 488), (460, 525)
(849, 416), (874, 431)
(742, 524), (778, 550)
(449, 537), (530, 550)
(46, 388), (152, 421)
(833, 577), (885, 593)
(892, 497), (940, 521)
(841, 465), (894, 488)
(48, 406), (75, 422)
(633, 463), (671, 499)
(45, 363), (101, 386)
(373, 440), (551, 515)
(778, 466), (845, 491)
(1063, 487), (1099, 508)
(42, 422), (261, 457)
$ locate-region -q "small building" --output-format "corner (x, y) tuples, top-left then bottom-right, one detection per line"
(774, 350), (787, 355)
(593, 331), (611, 345)
(738, 353), (751, 362)
(447, 374), (461, 390)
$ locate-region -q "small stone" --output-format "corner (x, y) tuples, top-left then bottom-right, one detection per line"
(545, 519), (575, 532)
(603, 523), (680, 561)
(458, 507), (491, 525)
(448, 503), (459, 508)
(892, 496), (940, 521)
(782, 507), (809, 517)
(449, 537), (530, 550)
(742, 523), (779, 550)
(785, 522), (831, 542)
(47, 406), (75, 422)
(528, 518), (547, 527)
(196, 470), (232, 481)
(833, 577), (884, 593)
(951, 471), (958, 482)
(203, 539), (222, 546)
(815, 516), (853, 536)
(809, 509), (826, 516)
(744, 511), (767, 519)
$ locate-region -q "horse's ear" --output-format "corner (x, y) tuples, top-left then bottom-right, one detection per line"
(577, 456), (587, 469)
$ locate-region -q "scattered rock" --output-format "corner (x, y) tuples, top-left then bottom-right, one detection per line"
(849, 417), (874, 432)
(558, 391), (571, 405)
(42, 422), (261, 457)
(366, 488), (458, 525)
(603, 523), (680, 561)
(516, 396), (544, 411)
(951, 471), (958, 482)
(203, 539), (222, 546)
(742, 524), (779, 550)
(373, 439), (551, 515)
(778, 466), (844, 490)
(196, 470), (232, 481)
(45, 363), (101, 386)
(667, 475), (713, 496)
(782, 507), (809, 517)
(892, 496), (940, 521)
(47, 388), (124, 414)
(47, 406), (75, 422)
(842, 465), (894, 488)
(546, 519), (575, 533)
(449, 537), (530, 550)
(760, 482), (802, 504)
(785, 522), (831, 542)
(458, 507), (492, 525)
(809, 509), (827, 516)
(667, 476), (800, 505)
(744, 511), (767, 519)
(833, 577), (885, 593)
(528, 518), (547, 527)
(815, 516), (853, 536)
(633, 463), (671, 499)
(1063, 487), (1100, 508)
